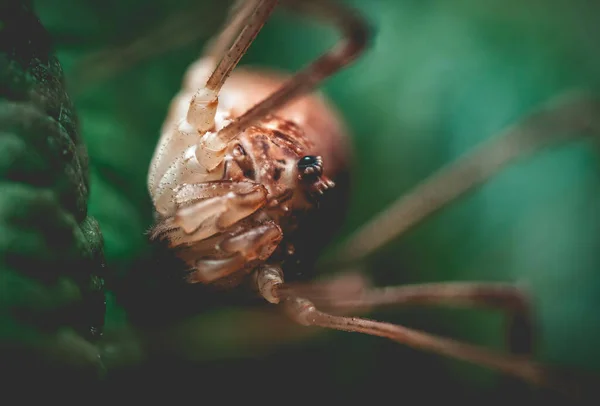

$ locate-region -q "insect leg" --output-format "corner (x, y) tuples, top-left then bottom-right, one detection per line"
(215, 0), (370, 143)
(281, 279), (533, 355)
(188, 0), (278, 175)
(329, 91), (600, 266)
(150, 180), (268, 241)
(189, 0), (278, 128)
(204, 0), (265, 63)
(202, 0), (278, 95)
(252, 267), (598, 397)
(277, 289), (596, 397)
(185, 221), (283, 284)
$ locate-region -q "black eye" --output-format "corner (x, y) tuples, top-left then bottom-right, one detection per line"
(297, 155), (318, 170)
(297, 155), (323, 179)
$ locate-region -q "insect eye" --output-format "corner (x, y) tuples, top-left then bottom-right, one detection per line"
(297, 155), (323, 178)
(298, 155), (318, 168)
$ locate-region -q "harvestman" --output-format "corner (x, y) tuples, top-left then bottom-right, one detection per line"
(72, 0), (600, 396)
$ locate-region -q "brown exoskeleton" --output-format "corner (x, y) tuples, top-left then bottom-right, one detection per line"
(129, 0), (599, 396)
(148, 0), (353, 292)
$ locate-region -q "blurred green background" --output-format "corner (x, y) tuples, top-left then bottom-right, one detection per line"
(3, 0), (600, 402)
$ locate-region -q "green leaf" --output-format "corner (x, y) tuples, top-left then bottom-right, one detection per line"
(0, 0), (105, 394)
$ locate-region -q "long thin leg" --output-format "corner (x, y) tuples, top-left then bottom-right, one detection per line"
(252, 268), (598, 397)
(204, 0), (264, 63)
(328, 92), (600, 266)
(280, 280), (533, 354)
(277, 291), (595, 398)
(184, 0), (278, 170)
(215, 0), (370, 143)
(204, 0), (279, 94)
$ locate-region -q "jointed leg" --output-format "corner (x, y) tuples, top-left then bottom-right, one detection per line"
(282, 294), (544, 383)
(185, 220), (283, 284)
(152, 180), (282, 284)
(215, 0), (370, 143)
(252, 268), (598, 396)
(280, 279), (533, 355)
(329, 92), (600, 266)
(188, 0), (278, 171)
(191, 0), (369, 176)
(278, 288), (589, 396)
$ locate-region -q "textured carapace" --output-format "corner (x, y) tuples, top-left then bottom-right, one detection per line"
(148, 57), (352, 290)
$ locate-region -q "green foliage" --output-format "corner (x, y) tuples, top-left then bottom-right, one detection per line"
(0, 0), (105, 394)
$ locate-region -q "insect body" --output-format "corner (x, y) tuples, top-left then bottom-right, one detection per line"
(148, 58), (350, 291)
(140, 0), (600, 397)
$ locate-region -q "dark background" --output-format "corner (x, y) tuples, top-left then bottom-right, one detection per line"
(2, 0), (600, 403)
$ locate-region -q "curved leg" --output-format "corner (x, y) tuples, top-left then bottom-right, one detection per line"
(281, 278), (533, 355)
(279, 290), (594, 397)
(252, 267), (598, 398)
(215, 0), (370, 143)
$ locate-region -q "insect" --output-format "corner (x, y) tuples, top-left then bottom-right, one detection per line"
(65, 0), (600, 398)
(120, 0), (600, 396)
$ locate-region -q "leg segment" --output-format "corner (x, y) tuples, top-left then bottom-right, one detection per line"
(215, 0), (370, 143)
(204, 0), (266, 63)
(277, 290), (592, 397)
(282, 294), (545, 383)
(150, 180), (268, 245)
(188, 0), (279, 179)
(252, 268), (597, 396)
(186, 220), (283, 284)
(281, 279), (533, 355)
(204, 0), (278, 93)
(151, 180), (282, 285)
(329, 92), (600, 266)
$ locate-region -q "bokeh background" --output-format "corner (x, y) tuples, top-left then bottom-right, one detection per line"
(3, 0), (600, 402)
